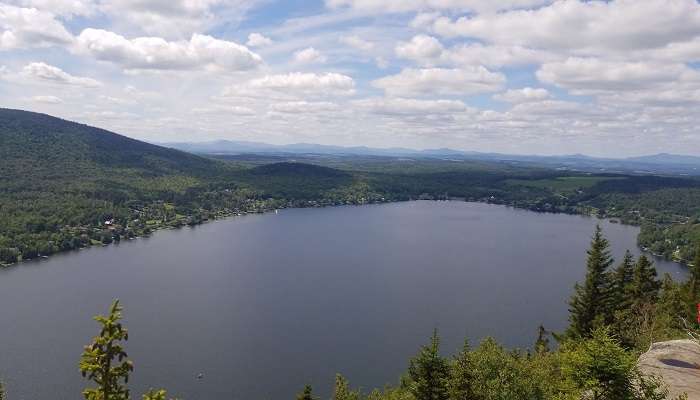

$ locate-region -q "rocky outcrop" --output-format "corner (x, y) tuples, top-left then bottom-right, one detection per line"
(638, 340), (700, 399)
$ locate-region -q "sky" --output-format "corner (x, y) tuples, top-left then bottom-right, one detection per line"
(1, 0), (700, 157)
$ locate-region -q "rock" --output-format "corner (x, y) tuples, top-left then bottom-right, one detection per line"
(638, 340), (700, 399)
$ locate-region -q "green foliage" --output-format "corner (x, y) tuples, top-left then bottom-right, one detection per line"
(567, 226), (614, 338)
(407, 330), (450, 400)
(79, 300), (133, 400)
(448, 340), (476, 400)
(0, 379), (5, 400)
(332, 374), (360, 400)
(558, 327), (670, 400)
(630, 256), (660, 305)
(142, 389), (176, 400)
(296, 385), (317, 400)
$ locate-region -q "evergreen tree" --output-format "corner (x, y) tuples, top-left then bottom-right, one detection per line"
(407, 329), (450, 400)
(567, 226), (615, 338)
(630, 255), (660, 305)
(79, 299), (133, 400)
(333, 374), (360, 400)
(448, 340), (476, 400)
(658, 274), (686, 331)
(686, 242), (700, 317)
(609, 250), (636, 311)
(0, 379), (5, 400)
(296, 385), (316, 400)
(560, 327), (671, 400)
(534, 325), (550, 355)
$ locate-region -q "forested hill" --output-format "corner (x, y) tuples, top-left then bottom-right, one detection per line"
(1, 109), (700, 266)
(0, 108), (227, 181)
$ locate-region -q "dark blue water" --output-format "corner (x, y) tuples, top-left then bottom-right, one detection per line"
(0, 201), (686, 399)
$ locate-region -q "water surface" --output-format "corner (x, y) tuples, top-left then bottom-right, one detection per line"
(0, 201), (686, 399)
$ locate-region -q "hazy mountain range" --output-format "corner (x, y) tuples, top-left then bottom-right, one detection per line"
(161, 140), (700, 176)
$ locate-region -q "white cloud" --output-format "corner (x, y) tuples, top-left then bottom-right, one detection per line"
(372, 67), (505, 96)
(191, 105), (257, 115)
(22, 62), (101, 87)
(246, 32), (273, 47)
(0, 4), (73, 50)
(249, 72), (355, 94)
(430, 0), (700, 59)
(76, 29), (263, 71)
(395, 35), (444, 65)
(340, 35), (374, 51)
(13, 0), (96, 17)
(30, 95), (63, 103)
(293, 47), (327, 64)
(536, 57), (694, 94)
(395, 35), (554, 68)
(269, 101), (339, 114)
(98, 0), (264, 38)
(326, 0), (551, 13)
(494, 87), (550, 103)
(353, 97), (469, 115)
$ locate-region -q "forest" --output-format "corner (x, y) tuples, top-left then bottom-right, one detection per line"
(1, 227), (698, 399)
(2, 108), (700, 266)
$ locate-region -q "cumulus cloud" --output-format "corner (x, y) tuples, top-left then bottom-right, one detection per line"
(98, 0), (261, 38)
(293, 47), (327, 64)
(269, 101), (339, 114)
(494, 87), (550, 103)
(12, 0), (96, 17)
(536, 57), (694, 94)
(246, 32), (272, 47)
(395, 35), (554, 68)
(75, 29), (263, 71)
(191, 105), (257, 115)
(250, 72), (354, 94)
(430, 0), (700, 60)
(353, 97), (469, 115)
(0, 4), (73, 50)
(30, 95), (64, 103)
(22, 62), (101, 87)
(372, 67), (505, 96)
(395, 35), (444, 65)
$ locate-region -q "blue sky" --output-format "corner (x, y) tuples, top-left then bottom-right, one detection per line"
(1, 0), (700, 156)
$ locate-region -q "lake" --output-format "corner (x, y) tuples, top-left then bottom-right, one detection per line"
(0, 201), (687, 399)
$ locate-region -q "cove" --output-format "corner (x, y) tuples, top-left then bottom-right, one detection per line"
(0, 201), (686, 400)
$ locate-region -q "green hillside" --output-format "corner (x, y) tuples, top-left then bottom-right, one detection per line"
(1, 109), (700, 265)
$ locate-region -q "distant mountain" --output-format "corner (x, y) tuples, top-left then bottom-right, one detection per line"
(626, 153), (700, 165)
(162, 139), (700, 175)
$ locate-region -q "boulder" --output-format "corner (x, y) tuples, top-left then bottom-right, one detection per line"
(638, 340), (700, 399)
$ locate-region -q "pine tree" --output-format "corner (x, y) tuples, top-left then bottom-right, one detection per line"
(332, 374), (359, 400)
(79, 299), (133, 400)
(567, 225), (615, 338)
(296, 385), (316, 400)
(658, 273), (686, 331)
(609, 250), (635, 311)
(407, 329), (450, 400)
(448, 340), (476, 400)
(687, 242), (700, 317)
(534, 325), (550, 355)
(630, 255), (660, 305)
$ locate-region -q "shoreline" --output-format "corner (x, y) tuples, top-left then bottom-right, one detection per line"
(0, 198), (688, 271)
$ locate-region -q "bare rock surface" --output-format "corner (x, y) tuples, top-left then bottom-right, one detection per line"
(638, 339), (700, 399)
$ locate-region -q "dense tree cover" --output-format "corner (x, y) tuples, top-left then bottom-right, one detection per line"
(2, 108), (700, 268)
